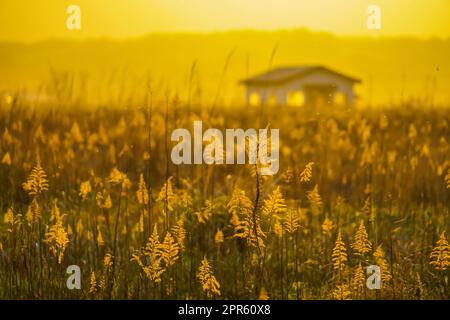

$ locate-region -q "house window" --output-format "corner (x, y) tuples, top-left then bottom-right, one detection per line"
(288, 91), (305, 106)
(249, 92), (261, 106)
(334, 92), (347, 106)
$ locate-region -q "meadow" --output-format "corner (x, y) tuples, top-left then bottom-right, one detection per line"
(0, 90), (449, 300)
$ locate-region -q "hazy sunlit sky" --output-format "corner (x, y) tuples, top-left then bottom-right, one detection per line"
(1, 0), (449, 42)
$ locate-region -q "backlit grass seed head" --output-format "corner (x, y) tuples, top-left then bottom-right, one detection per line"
(135, 212), (145, 234)
(177, 189), (193, 210)
(352, 221), (372, 256)
(26, 198), (41, 224)
(120, 176), (132, 195)
(3, 208), (14, 230)
(131, 253), (164, 283)
(103, 253), (114, 271)
(96, 191), (112, 209)
(89, 271), (97, 294)
(361, 197), (371, 216)
(415, 272), (425, 299)
(445, 168), (450, 189)
(262, 187), (287, 217)
(430, 232), (450, 271)
(146, 225), (162, 257)
(159, 232), (180, 267)
(108, 167), (125, 186)
(331, 284), (352, 300)
(195, 200), (215, 224)
(321, 217), (334, 235)
(352, 263), (365, 293)
(307, 184), (322, 215)
(215, 229), (224, 245)
(227, 187), (253, 227)
(273, 221), (283, 238)
(363, 198), (376, 224)
(97, 226), (105, 246)
(228, 187), (265, 247)
(171, 217), (187, 251)
(258, 287), (269, 300)
(1, 152), (11, 165)
(131, 226), (165, 283)
(3, 207), (21, 233)
(22, 162), (49, 196)
(300, 162), (314, 182)
(70, 122), (84, 144)
(156, 176), (176, 214)
(359, 142), (378, 167)
(284, 209), (299, 234)
(408, 124), (417, 140)
(373, 245), (392, 284)
(76, 219), (84, 236)
(282, 166), (293, 183)
(233, 214), (265, 247)
(136, 173), (149, 205)
(44, 201), (69, 264)
(332, 231), (348, 271)
(79, 180), (92, 200)
(197, 257), (221, 298)
(99, 274), (107, 290)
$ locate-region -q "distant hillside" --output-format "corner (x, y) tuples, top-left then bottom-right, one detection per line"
(0, 29), (449, 106)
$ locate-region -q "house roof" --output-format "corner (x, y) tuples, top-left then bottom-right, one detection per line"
(241, 65), (361, 86)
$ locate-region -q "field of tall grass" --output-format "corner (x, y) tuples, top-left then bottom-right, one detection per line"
(0, 92), (449, 299)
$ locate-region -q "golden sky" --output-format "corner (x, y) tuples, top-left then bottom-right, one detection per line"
(1, 0), (449, 41)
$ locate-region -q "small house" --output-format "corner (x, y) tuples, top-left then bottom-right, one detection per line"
(241, 65), (361, 106)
